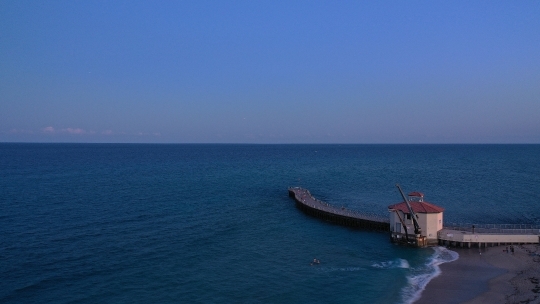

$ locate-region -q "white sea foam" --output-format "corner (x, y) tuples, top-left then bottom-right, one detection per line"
(399, 259), (410, 269)
(371, 258), (410, 269)
(400, 247), (459, 304)
(318, 266), (365, 272)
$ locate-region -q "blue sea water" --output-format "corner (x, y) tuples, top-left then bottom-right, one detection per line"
(1, 144), (539, 303)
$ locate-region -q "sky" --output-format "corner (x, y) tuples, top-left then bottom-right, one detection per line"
(1, 1), (539, 144)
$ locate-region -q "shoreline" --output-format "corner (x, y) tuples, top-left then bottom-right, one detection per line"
(416, 244), (540, 304)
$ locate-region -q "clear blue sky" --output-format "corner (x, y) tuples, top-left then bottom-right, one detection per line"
(1, 1), (539, 143)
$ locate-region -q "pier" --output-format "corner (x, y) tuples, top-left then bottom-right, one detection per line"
(289, 187), (540, 248)
(288, 187), (390, 231)
(437, 223), (540, 248)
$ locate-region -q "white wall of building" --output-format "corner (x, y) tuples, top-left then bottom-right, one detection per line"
(390, 210), (443, 241)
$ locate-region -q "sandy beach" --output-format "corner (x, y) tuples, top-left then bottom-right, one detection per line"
(416, 244), (540, 304)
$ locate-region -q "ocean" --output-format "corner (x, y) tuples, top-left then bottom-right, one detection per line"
(1, 144), (539, 303)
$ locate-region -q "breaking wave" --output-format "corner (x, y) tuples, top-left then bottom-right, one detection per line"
(400, 247), (459, 304)
(371, 258), (410, 269)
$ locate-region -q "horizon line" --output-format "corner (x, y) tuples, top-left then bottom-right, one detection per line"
(1, 142), (539, 145)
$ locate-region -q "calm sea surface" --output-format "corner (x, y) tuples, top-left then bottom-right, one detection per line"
(1, 144), (539, 303)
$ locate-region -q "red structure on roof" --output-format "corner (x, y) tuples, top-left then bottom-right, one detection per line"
(388, 201), (444, 214)
(408, 192), (424, 198)
(388, 190), (443, 214)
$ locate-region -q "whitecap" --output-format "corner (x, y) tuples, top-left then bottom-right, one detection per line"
(398, 258), (410, 269)
(317, 266), (365, 272)
(400, 246), (459, 304)
(371, 258), (410, 269)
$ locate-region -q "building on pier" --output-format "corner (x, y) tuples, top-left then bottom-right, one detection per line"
(289, 186), (539, 248)
(388, 191), (444, 246)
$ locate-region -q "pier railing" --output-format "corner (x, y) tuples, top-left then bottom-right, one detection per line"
(444, 223), (540, 235)
(289, 187), (389, 223)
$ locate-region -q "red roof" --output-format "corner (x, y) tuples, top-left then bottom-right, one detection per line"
(388, 201), (444, 214)
(408, 192), (424, 197)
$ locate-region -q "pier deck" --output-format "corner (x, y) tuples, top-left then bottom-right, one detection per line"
(288, 187), (390, 231)
(438, 228), (540, 248)
(288, 187), (539, 248)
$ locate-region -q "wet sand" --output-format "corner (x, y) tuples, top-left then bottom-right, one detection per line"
(416, 244), (540, 304)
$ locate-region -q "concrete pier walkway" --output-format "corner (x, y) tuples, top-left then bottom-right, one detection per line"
(288, 187), (389, 231)
(438, 228), (540, 248)
(288, 187), (539, 248)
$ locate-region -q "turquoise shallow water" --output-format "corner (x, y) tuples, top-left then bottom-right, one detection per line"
(1, 144), (539, 303)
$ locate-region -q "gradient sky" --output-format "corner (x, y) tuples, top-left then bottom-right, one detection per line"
(1, 1), (539, 143)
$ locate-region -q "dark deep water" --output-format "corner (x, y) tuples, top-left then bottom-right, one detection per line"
(1, 144), (539, 303)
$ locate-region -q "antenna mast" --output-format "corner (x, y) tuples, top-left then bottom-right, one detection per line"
(396, 184), (422, 235)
